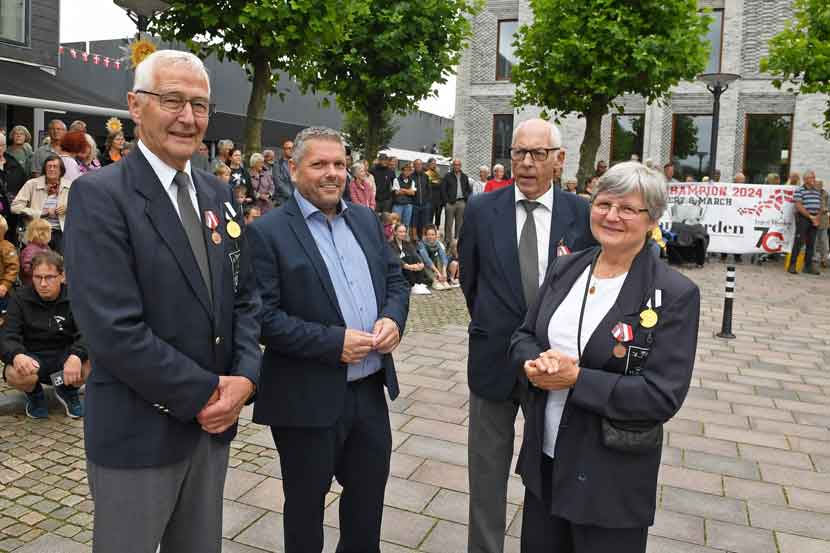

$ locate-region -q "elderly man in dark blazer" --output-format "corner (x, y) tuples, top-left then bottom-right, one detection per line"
(64, 50), (261, 553)
(247, 127), (409, 553)
(459, 118), (595, 553)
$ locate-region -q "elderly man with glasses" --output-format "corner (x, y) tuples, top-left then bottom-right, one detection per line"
(459, 118), (596, 553)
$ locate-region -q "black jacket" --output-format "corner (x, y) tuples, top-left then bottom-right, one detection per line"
(440, 171), (471, 204)
(412, 171), (431, 206)
(0, 284), (87, 363)
(0, 152), (27, 208)
(510, 245), (700, 528)
(370, 164), (396, 203)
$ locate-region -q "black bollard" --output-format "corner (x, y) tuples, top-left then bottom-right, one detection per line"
(717, 265), (736, 339)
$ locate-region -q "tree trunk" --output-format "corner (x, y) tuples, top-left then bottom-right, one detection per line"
(243, 54), (271, 154)
(364, 101), (384, 163)
(575, 99), (608, 192)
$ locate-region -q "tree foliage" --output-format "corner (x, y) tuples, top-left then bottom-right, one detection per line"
(294, 0), (481, 162)
(761, 0), (830, 139)
(512, 0), (711, 185)
(438, 127), (454, 158)
(342, 109), (398, 158)
(149, 0), (363, 153)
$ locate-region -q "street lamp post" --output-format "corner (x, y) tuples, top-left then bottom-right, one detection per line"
(698, 73), (740, 181)
(114, 0), (170, 35)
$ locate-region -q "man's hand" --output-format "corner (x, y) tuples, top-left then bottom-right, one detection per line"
(56, 205), (67, 216)
(63, 354), (83, 386)
(341, 329), (375, 364)
(13, 354), (39, 377)
(0, 284), (8, 298)
(372, 317), (400, 354)
(196, 376), (255, 434)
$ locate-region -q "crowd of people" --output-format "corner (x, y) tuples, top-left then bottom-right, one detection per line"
(0, 47), (820, 553)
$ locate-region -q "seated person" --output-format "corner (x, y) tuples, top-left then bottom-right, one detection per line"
(389, 223), (431, 293)
(20, 218), (52, 287)
(0, 251), (88, 419)
(666, 203), (709, 268)
(417, 224), (458, 290)
(446, 239), (461, 286)
(0, 215), (20, 312)
(214, 162), (232, 184)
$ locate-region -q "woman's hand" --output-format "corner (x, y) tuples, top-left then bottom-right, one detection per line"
(524, 350), (580, 390)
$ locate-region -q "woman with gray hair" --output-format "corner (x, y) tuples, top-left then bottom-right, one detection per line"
(485, 163), (510, 193)
(510, 161), (700, 553)
(249, 152), (275, 212)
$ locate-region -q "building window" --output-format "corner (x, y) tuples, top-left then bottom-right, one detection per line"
(703, 9), (724, 73)
(671, 114), (713, 181)
(496, 20), (518, 81)
(610, 115), (645, 164)
(744, 114), (792, 184)
(492, 114), (514, 177)
(0, 0), (28, 45)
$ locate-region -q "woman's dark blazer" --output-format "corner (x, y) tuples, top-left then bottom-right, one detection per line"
(509, 245), (700, 528)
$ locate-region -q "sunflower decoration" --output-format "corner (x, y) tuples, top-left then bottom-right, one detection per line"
(129, 37), (157, 68)
(106, 117), (123, 135)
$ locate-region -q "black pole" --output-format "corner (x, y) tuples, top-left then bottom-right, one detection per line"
(717, 265), (736, 339)
(707, 84), (724, 181)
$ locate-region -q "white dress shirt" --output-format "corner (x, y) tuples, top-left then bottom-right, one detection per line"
(138, 140), (200, 221)
(542, 266), (627, 457)
(515, 185), (554, 287)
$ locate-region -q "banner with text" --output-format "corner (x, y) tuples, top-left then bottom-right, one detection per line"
(659, 182), (796, 254)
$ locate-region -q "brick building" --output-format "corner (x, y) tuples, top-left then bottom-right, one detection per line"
(453, 0), (830, 184)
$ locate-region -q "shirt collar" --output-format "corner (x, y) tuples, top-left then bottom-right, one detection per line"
(515, 183), (554, 211)
(294, 188), (348, 220)
(138, 140), (193, 191)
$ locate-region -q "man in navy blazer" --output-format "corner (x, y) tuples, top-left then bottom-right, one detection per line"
(247, 127), (409, 553)
(459, 118), (596, 553)
(64, 51), (261, 553)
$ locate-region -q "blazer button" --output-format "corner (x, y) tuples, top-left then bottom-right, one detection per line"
(577, 472), (587, 482)
(215, 336), (222, 345)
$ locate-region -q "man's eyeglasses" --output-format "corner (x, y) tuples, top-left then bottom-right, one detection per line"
(592, 201), (649, 220)
(33, 274), (60, 284)
(135, 90), (215, 118)
(509, 148), (560, 162)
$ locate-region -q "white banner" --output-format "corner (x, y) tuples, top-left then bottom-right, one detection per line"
(659, 182), (797, 254)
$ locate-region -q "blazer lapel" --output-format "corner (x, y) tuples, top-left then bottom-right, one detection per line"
(194, 172), (224, 320)
(133, 150), (213, 318)
(284, 197), (345, 321)
(580, 246), (658, 370)
(549, 187), (575, 262)
(491, 190), (526, 312)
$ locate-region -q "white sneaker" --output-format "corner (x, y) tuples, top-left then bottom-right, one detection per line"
(412, 283), (431, 295)
(449, 280), (461, 288)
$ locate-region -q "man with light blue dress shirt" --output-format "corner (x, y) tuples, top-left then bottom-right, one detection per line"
(247, 126), (410, 553)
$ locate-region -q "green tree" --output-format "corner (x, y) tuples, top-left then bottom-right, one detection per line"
(295, 0), (480, 162)
(438, 127), (454, 158)
(150, 0), (364, 153)
(512, 0), (711, 186)
(342, 109), (398, 158)
(672, 115), (700, 161)
(761, 0), (830, 139)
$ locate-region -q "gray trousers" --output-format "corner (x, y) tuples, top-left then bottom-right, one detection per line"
(468, 390), (523, 553)
(444, 200), (465, 246)
(87, 431), (230, 553)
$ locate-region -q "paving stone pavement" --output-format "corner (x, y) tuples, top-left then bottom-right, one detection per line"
(0, 259), (829, 552)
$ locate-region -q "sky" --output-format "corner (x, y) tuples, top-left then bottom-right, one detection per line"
(59, 0), (456, 118)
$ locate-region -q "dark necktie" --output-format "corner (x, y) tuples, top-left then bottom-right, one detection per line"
(173, 171), (212, 304)
(519, 199), (541, 307)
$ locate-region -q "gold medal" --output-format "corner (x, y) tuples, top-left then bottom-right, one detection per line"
(640, 309), (658, 328)
(613, 343), (627, 358)
(211, 231), (222, 245)
(227, 220), (241, 239)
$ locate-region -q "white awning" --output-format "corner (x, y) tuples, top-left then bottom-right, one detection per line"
(0, 94), (130, 118)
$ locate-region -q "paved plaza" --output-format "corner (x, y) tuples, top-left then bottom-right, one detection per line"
(0, 259), (828, 552)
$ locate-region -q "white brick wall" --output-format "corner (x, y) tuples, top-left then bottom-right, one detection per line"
(455, 0), (830, 181)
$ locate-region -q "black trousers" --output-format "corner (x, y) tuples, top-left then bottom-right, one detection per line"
(271, 373), (392, 553)
(432, 202), (443, 227)
(403, 268), (431, 287)
(791, 214), (818, 270)
(521, 456), (648, 553)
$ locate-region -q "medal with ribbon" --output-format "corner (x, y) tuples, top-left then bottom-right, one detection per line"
(224, 201), (241, 239)
(556, 238), (571, 257)
(611, 321), (633, 358)
(204, 210), (222, 244)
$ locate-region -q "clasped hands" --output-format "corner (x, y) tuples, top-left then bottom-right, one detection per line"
(197, 375), (255, 434)
(13, 353), (84, 386)
(341, 317), (400, 364)
(524, 350), (580, 391)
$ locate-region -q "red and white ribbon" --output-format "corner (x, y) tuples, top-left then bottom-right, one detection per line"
(611, 322), (634, 343)
(204, 210), (220, 231)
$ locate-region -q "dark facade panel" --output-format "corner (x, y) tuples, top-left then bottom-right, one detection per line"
(0, 0), (59, 68)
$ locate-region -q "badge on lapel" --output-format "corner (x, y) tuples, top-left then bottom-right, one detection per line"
(205, 210), (222, 244)
(611, 322), (633, 358)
